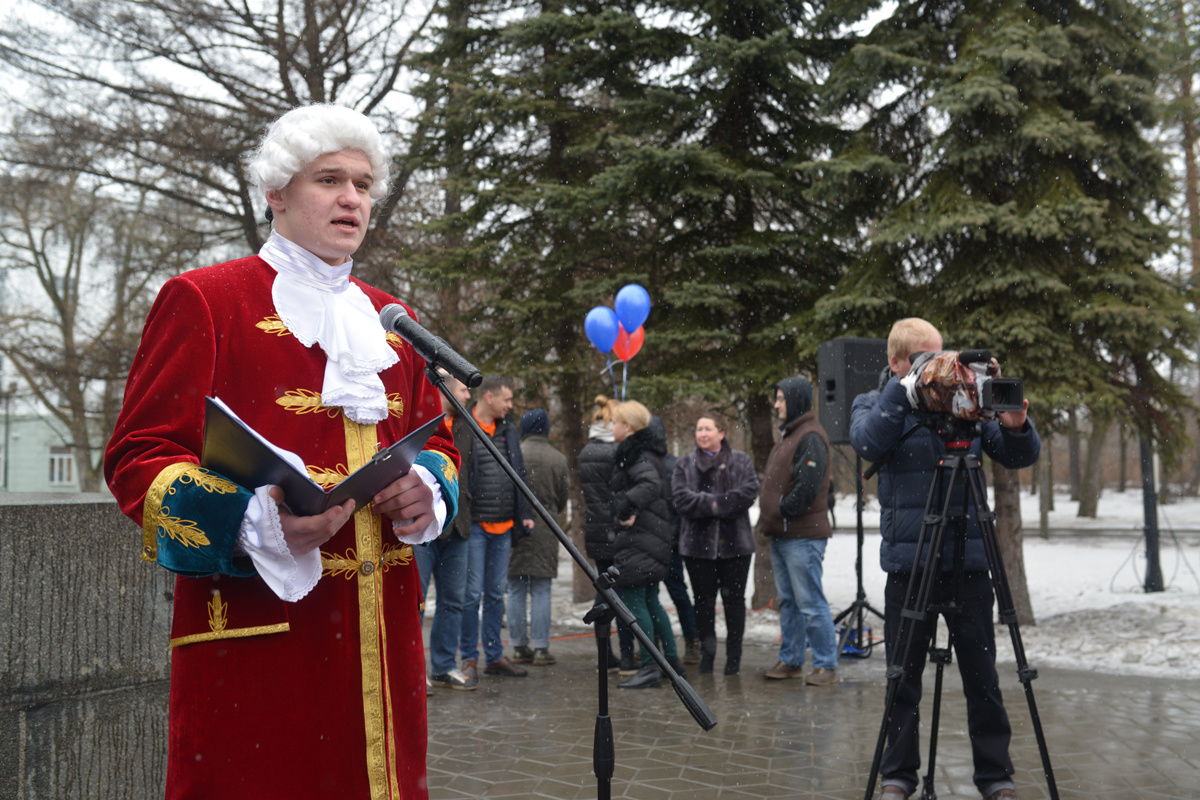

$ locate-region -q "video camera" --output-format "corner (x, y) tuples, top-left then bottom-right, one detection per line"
(901, 350), (1023, 423)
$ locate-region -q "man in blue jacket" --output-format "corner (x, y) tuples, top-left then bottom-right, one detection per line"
(850, 318), (1039, 800)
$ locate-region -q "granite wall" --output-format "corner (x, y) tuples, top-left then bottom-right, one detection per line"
(0, 495), (172, 799)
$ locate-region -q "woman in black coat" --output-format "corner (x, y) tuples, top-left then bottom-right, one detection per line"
(671, 411), (759, 674)
(577, 395), (634, 671)
(609, 400), (687, 689)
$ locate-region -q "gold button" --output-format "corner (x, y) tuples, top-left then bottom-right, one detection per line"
(142, 546), (155, 559)
(360, 560), (375, 576)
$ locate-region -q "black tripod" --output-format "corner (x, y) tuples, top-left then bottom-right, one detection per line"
(864, 418), (1058, 800)
(833, 453), (884, 658)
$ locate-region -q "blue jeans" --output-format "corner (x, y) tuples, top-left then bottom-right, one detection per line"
(507, 575), (552, 649)
(770, 537), (837, 669)
(460, 523), (512, 664)
(413, 535), (468, 675)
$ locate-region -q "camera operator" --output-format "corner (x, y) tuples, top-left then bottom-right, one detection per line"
(849, 318), (1040, 800)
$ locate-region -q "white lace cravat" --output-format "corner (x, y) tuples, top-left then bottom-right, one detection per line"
(259, 233), (398, 424)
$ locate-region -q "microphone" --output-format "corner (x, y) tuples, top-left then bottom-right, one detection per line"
(379, 304), (483, 389)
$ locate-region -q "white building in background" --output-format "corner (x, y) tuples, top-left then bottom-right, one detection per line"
(1, 411), (108, 494)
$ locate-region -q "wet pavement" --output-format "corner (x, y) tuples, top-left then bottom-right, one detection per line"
(424, 622), (1200, 799)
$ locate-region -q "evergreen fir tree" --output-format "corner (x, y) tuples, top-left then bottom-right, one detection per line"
(811, 0), (1198, 456)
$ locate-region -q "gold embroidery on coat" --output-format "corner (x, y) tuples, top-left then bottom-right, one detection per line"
(142, 463), (196, 562)
(426, 450), (459, 484)
(308, 464), (350, 489)
(277, 388), (339, 418)
(256, 314), (292, 336)
(158, 506), (211, 549)
(386, 393), (404, 418)
(178, 469), (239, 495)
(208, 590), (228, 633)
(385, 332), (404, 350)
(344, 415), (391, 799)
(381, 543), (414, 571)
(170, 623), (290, 649)
(320, 544), (413, 578)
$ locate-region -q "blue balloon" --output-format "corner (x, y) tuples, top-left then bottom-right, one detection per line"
(585, 306), (620, 353)
(614, 284), (651, 332)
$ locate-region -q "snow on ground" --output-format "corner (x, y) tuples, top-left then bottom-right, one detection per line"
(551, 491), (1200, 680)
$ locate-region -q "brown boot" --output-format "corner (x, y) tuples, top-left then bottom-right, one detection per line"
(805, 667), (837, 686)
(764, 661), (803, 680)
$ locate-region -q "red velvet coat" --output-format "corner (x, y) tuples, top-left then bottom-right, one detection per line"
(105, 256), (459, 800)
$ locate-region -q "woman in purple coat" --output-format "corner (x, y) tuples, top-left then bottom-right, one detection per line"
(671, 411), (760, 674)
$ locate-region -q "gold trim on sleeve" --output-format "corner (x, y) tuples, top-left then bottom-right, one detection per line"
(426, 450), (459, 485)
(169, 623), (290, 649)
(141, 462), (200, 562)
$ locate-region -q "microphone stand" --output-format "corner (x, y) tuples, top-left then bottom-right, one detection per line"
(421, 363), (717, 798)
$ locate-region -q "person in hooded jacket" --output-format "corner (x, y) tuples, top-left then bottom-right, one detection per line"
(609, 400), (687, 689)
(578, 395), (636, 673)
(507, 409), (569, 666)
(759, 376), (839, 686)
(672, 410), (759, 675)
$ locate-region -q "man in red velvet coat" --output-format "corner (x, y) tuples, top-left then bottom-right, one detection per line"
(105, 104), (460, 800)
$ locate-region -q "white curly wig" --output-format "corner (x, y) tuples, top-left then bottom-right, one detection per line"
(247, 104), (390, 200)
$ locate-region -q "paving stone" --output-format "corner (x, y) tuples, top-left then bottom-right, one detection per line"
(426, 624), (1200, 799)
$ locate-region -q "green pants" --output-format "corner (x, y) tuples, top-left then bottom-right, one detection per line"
(618, 582), (678, 666)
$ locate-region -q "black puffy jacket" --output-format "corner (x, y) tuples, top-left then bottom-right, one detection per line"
(610, 426), (673, 587)
(579, 437), (618, 562)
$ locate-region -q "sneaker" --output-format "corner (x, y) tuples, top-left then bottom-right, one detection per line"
(617, 664), (662, 689)
(617, 653), (638, 677)
(984, 790), (1017, 800)
(461, 659), (478, 684)
(532, 648), (556, 666)
(431, 667), (478, 691)
(683, 638), (701, 664)
(484, 656), (528, 677)
(805, 667), (837, 686)
(426, 674), (433, 696)
(879, 787), (909, 800)
(511, 645), (535, 663)
(764, 661), (804, 680)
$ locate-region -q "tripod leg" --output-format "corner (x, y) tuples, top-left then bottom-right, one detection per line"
(864, 457), (965, 800)
(965, 462), (1059, 800)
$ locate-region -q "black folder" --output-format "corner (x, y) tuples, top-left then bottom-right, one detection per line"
(200, 397), (444, 517)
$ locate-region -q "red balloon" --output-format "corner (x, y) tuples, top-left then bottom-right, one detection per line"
(612, 325), (644, 361)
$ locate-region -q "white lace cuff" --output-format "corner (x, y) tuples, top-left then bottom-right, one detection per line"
(240, 485), (322, 602)
(391, 464), (447, 545)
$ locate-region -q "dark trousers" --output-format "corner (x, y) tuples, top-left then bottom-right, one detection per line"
(595, 558), (634, 656)
(684, 554), (751, 661)
(664, 553), (698, 641)
(881, 570), (1015, 797)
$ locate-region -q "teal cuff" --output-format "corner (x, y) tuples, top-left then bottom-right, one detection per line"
(415, 450), (460, 535)
(142, 464), (258, 578)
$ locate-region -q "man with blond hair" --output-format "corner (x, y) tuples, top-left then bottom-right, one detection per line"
(850, 317), (1039, 800)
